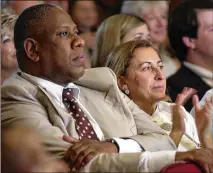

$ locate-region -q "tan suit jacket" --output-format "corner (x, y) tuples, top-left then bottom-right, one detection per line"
(1, 67), (176, 172)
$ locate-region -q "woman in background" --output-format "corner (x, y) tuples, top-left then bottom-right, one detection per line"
(93, 13), (150, 67)
(1, 8), (18, 85)
(121, 1), (180, 78)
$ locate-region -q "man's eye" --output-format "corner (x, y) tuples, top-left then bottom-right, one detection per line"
(75, 31), (80, 35)
(59, 32), (68, 37)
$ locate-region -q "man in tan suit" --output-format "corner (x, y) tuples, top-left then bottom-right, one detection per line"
(1, 4), (213, 172)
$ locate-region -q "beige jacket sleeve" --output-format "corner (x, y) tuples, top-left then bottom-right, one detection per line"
(1, 84), (70, 158)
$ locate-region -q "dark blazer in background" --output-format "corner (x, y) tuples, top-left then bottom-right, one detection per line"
(167, 64), (211, 112)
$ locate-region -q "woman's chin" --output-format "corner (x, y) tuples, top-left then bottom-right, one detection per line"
(153, 93), (166, 102)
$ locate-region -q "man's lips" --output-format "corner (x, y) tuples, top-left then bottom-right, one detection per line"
(73, 55), (85, 61)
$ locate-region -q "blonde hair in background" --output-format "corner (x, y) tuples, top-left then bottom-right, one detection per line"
(121, 0), (169, 19)
(92, 14), (146, 67)
(105, 39), (155, 76)
(1, 8), (17, 36)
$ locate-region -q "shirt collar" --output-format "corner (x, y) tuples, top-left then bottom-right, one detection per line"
(20, 72), (80, 102)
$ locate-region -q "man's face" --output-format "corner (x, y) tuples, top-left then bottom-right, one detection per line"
(194, 9), (213, 59)
(37, 8), (85, 84)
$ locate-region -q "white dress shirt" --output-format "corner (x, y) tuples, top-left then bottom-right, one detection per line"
(22, 72), (177, 172)
(184, 62), (213, 87)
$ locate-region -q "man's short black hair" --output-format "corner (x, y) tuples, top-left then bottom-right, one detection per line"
(168, 0), (213, 62)
(14, 4), (59, 70)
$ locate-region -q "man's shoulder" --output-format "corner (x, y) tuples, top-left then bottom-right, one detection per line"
(75, 67), (117, 91)
(1, 73), (38, 98)
(167, 65), (190, 81)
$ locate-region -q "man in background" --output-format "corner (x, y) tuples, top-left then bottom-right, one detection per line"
(167, 0), (213, 111)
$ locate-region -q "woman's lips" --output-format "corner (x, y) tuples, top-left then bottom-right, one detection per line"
(152, 85), (164, 91)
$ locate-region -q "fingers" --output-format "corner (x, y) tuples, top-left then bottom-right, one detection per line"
(202, 163), (210, 173)
(204, 99), (213, 115)
(72, 148), (96, 171)
(63, 135), (79, 143)
(69, 142), (86, 164)
(192, 95), (200, 111)
(64, 142), (84, 163)
(175, 87), (197, 105)
(80, 151), (99, 169)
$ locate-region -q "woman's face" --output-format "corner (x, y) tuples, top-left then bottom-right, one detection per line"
(71, 1), (99, 31)
(121, 47), (166, 103)
(1, 28), (18, 70)
(122, 24), (150, 43)
(143, 7), (168, 45)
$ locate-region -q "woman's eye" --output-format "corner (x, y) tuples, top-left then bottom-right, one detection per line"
(142, 66), (151, 72)
(159, 65), (164, 70)
(2, 38), (11, 44)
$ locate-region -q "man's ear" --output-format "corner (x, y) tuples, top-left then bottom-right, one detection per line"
(24, 38), (40, 62)
(182, 36), (196, 49)
(117, 76), (128, 91)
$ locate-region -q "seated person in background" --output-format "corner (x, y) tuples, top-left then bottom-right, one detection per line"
(2, 125), (69, 173)
(2, 0), (42, 15)
(69, 0), (103, 57)
(1, 8), (18, 85)
(92, 13), (150, 67)
(121, 0), (180, 78)
(191, 89), (213, 139)
(167, 0), (213, 111)
(1, 4), (213, 173)
(106, 39), (212, 151)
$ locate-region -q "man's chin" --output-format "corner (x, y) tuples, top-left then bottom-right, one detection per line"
(70, 67), (85, 81)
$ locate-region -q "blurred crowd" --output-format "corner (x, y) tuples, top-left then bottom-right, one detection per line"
(1, 0), (213, 173)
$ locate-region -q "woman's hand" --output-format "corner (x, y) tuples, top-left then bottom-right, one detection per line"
(170, 87), (197, 146)
(192, 95), (213, 149)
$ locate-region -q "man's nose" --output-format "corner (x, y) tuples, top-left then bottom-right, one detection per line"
(72, 36), (85, 49)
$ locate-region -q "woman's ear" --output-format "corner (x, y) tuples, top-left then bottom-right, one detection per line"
(24, 38), (40, 62)
(117, 76), (128, 91)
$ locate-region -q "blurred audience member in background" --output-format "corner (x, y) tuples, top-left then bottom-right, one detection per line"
(3, 0), (42, 15)
(121, 0), (180, 78)
(1, 8), (18, 85)
(97, 0), (124, 17)
(69, 0), (103, 63)
(93, 14), (150, 67)
(2, 126), (69, 173)
(167, 0), (213, 112)
(69, 0), (101, 34)
(45, 0), (69, 12)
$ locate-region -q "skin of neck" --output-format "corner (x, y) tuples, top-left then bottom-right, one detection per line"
(133, 98), (157, 115)
(186, 50), (213, 71)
